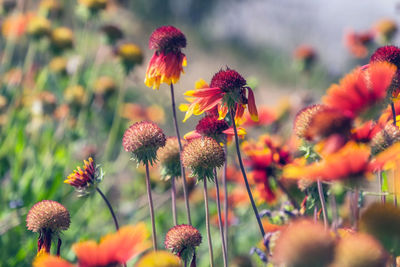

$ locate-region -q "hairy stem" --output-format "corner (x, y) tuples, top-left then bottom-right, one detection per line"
(145, 162), (158, 250)
(230, 108), (265, 238)
(170, 83), (192, 224)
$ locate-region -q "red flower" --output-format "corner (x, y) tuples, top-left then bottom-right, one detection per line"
(182, 68), (258, 123)
(145, 26), (187, 89)
(344, 29), (374, 58)
(64, 157), (97, 189)
(323, 62), (397, 117)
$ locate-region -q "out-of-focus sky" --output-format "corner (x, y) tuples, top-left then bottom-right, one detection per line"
(205, 0), (399, 73)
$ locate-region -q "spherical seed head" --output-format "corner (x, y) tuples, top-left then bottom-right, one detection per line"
(210, 68), (247, 92)
(157, 137), (185, 179)
(333, 233), (387, 267)
(371, 123), (400, 154)
(165, 224), (202, 261)
(195, 115), (229, 140)
(149, 26), (186, 52)
(293, 104), (324, 139)
(273, 219), (335, 267)
(181, 136), (225, 181)
(370, 46), (400, 68)
(123, 121), (166, 165)
(26, 200), (70, 233)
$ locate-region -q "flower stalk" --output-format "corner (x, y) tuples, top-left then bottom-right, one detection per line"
(95, 187), (120, 230)
(203, 178), (214, 267)
(214, 169), (228, 267)
(145, 162), (158, 250)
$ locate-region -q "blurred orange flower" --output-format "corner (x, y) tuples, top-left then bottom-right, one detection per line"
(344, 29), (374, 58)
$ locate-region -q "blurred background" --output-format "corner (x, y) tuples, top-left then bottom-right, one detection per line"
(0, 0), (399, 266)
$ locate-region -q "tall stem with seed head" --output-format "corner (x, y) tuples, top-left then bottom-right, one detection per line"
(203, 178), (214, 267)
(170, 83), (192, 224)
(214, 169), (228, 267)
(229, 108), (265, 238)
(145, 162), (158, 250)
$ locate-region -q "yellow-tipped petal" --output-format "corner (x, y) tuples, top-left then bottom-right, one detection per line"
(195, 78), (209, 89)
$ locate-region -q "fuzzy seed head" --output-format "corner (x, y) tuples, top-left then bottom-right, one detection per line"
(149, 26), (186, 52)
(158, 137), (185, 178)
(181, 137), (225, 180)
(293, 104), (324, 139)
(333, 233), (387, 267)
(273, 219), (335, 267)
(123, 121), (166, 165)
(371, 123), (400, 154)
(26, 200), (70, 233)
(210, 68), (247, 92)
(165, 224), (202, 259)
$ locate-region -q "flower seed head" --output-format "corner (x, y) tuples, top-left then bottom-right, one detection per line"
(293, 104), (324, 139)
(123, 121), (166, 165)
(333, 233), (387, 267)
(371, 123), (400, 154)
(210, 68), (247, 93)
(149, 26), (186, 52)
(26, 200), (70, 233)
(273, 219), (335, 267)
(181, 136), (225, 180)
(158, 137), (186, 179)
(165, 224), (202, 261)
(370, 46), (400, 68)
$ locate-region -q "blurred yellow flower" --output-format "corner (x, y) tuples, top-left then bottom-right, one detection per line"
(64, 85), (87, 106)
(135, 251), (181, 267)
(49, 57), (67, 74)
(27, 16), (51, 38)
(51, 27), (73, 50)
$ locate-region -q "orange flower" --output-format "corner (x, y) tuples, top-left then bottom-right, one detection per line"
(212, 209), (237, 227)
(284, 141), (371, 181)
(323, 62), (397, 117)
(34, 255), (73, 267)
(144, 26), (187, 89)
(344, 29), (374, 58)
(74, 224), (151, 266)
(2, 13), (33, 39)
(369, 142), (400, 171)
(182, 68), (258, 123)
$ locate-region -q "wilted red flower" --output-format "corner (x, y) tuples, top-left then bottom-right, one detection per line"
(323, 62), (397, 118)
(182, 68), (258, 123)
(26, 200), (70, 255)
(284, 141), (371, 181)
(145, 26), (187, 89)
(64, 157), (99, 192)
(344, 29), (374, 58)
(184, 114), (246, 142)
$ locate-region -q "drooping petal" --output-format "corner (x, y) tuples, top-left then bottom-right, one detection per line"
(247, 87), (259, 122)
(183, 130), (202, 140)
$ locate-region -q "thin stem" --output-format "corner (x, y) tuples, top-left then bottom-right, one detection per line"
(214, 169), (228, 267)
(56, 238), (62, 256)
(145, 162), (158, 250)
(391, 101), (396, 126)
(317, 180), (328, 229)
(171, 176), (178, 225)
(203, 178), (214, 267)
(275, 178), (300, 210)
(170, 83), (192, 225)
(229, 108), (265, 238)
(378, 171), (386, 203)
(96, 187), (120, 230)
(222, 143), (229, 253)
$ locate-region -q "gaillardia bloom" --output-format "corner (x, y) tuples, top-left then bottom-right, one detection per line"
(181, 136), (225, 180)
(115, 42), (143, 73)
(323, 62), (397, 118)
(165, 224), (202, 261)
(51, 27), (74, 51)
(26, 200), (70, 255)
(157, 137), (186, 179)
(344, 30), (374, 58)
(33, 223), (151, 267)
(184, 114), (246, 142)
(122, 121), (166, 165)
(64, 157), (101, 193)
(144, 26), (187, 89)
(183, 68), (258, 123)
(332, 232), (387, 267)
(273, 219), (335, 267)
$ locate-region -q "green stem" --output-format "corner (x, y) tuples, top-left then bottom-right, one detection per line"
(171, 176), (178, 225)
(222, 143), (228, 253)
(203, 178), (214, 267)
(145, 162), (158, 250)
(317, 180), (328, 229)
(96, 187), (120, 230)
(214, 169), (228, 267)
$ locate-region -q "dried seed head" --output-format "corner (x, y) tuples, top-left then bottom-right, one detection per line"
(149, 26), (186, 52)
(273, 219), (335, 267)
(181, 136), (225, 180)
(158, 137), (185, 179)
(210, 68), (247, 93)
(165, 224), (202, 261)
(123, 121), (166, 165)
(371, 123), (400, 154)
(26, 200), (70, 233)
(293, 104), (324, 139)
(333, 233), (387, 267)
